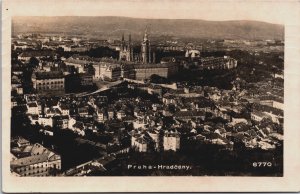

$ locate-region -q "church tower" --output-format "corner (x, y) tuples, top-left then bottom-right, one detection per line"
(128, 34), (133, 61)
(141, 28), (151, 63)
(119, 33), (133, 62)
(121, 33), (125, 51)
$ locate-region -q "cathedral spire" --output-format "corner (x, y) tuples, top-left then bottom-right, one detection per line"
(122, 33), (125, 41)
(143, 26), (148, 41)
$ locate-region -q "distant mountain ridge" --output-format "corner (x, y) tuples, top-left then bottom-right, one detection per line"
(12, 16), (284, 40)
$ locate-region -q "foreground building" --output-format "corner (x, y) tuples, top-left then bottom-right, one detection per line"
(163, 130), (180, 151)
(130, 129), (180, 152)
(10, 138), (61, 176)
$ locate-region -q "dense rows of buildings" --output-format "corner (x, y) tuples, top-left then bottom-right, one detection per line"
(11, 29), (283, 176)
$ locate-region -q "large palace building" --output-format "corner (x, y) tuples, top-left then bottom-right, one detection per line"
(32, 71), (65, 95)
(65, 56), (177, 81)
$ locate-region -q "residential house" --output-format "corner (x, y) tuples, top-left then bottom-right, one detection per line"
(26, 102), (39, 115)
(163, 130), (180, 151)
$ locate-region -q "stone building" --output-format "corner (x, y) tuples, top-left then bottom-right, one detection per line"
(119, 34), (134, 62)
(134, 63), (178, 80)
(10, 140), (61, 176)
(118, 29), (156, 64)
(32, 71), (65, 95)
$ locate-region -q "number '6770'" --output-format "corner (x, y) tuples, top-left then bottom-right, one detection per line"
(253, 162), (272, 167)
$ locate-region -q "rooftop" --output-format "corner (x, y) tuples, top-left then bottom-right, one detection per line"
(11, 153), (49, 167)
(19, 50), (55, 58)
(34, 71), (64, 79)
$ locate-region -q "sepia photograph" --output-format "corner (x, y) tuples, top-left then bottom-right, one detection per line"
(2, 0), (300, 192)
(10, 15), (284, 177)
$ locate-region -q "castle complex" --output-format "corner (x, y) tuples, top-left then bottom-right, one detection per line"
(63, 29), (176, 81)
(63, 29), (237, 82)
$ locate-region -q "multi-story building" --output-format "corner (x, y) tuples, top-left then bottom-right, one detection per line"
(120, 64), (135, 79)
(65, 42), (178, 81)
(163, 130), (180, 151)
(53, 116), (69, 129)
(32, 71), (65, 95)
(10, 141), (61, 176)
(96, 108), (107, 122)
(251, 111), (269, 122)
(173, 110), (206, 122)
(99, 64), (121, 81)
(259, 97), (284, 111)
(58, 103), (70, 116)
(38, 117), (54, 127)
(200, 56), (237, 70)
(134, 63), (178, 80)
(17, 50), (55, 62)
(26, 102), (39, 115)
(107, 108), (114, 120)
(147, 129), (160, 151)
(78, 73), (93, 86)
(131, 133), (149, 152)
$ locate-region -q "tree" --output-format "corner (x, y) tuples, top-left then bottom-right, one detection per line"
(28, 57), (39, 69)
(260, 117), (273, 128)
(150, 74), (170, 84)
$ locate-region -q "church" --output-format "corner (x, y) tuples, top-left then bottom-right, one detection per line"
(119, 29), (156, 64)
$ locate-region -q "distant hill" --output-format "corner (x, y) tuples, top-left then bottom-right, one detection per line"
(12, 16), (284, 40)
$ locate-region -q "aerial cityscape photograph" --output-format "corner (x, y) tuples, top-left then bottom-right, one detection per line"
(10, 15), (284, 177)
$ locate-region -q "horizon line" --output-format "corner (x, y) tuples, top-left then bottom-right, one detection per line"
(12, 16), (284, 26)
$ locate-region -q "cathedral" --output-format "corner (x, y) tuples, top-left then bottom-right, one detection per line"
(119, 29), (155, 64)
(119, 34), (133, 62)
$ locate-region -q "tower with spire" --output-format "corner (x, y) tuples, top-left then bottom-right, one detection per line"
(119, 33), (133, 62)
(118, 27), (155, 63)
(141, 27), (151, 63)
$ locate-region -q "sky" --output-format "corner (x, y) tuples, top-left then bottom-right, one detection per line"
(4, 0), (300, 25)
